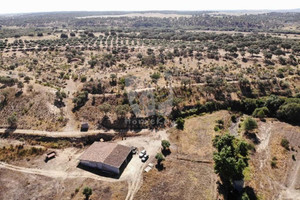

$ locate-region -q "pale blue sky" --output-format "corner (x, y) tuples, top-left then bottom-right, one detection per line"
(1, 0), (299, 14)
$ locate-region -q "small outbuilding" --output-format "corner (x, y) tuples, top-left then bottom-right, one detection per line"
(80, 122), (89, 132)
(79, 142), (132, 174)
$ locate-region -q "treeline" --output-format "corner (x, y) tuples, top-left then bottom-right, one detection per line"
(0, 12), (299, 35)
(172, 95), (300, 125)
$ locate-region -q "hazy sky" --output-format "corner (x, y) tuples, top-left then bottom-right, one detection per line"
(1, 0), (299, 14)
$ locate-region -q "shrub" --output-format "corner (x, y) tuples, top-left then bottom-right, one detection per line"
(73, 91), (88, 109)
(60, 33), (68, 39)
(80, 76), (87, 82)
(214, 126), (220, 132)
(176, 117), (185, 130)
(243, 117), (257, 132)
(115, 104), (130, 118)
(265, 95), (285, 115)
(161, 140), (170, 150)
(82, 187), (92, 200)
(155, 153), (165, 165)
(280, 138), (290, 150)
(7, 113), (18, 127)
(271, 157), (277, 168)
(252, 107), (269, 118)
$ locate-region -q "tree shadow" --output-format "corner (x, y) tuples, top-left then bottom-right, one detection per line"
(242, 186), (258, 200)
(54, 100), (65, 108)
(155, 163), (165, 171)
(217, 180), (230, 200)
(15, 90), (23, 97)
(162, 149), (171, 157)
(217, 179), (258, 200)
(2, 127), (17, 138)
(245, 131), (260, 144)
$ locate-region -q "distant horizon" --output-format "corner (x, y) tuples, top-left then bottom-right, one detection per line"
(0, 0), (299, 15)
(1, 8), (300, 15)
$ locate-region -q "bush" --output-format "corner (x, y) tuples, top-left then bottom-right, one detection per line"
(81, 76), (87, 82)
(7, 113), (18, 127)
(161, 140), (170, 150)
(243, 117), (257, 132)
(176, 117), (185, 130)
(214, 126), (220, 132)
(82, 187), (92, 200)
(280, 138), (290, 150)
(265, 95), (285, 115)
(252, 107), (269, 118)
(60, 33), (68, 39)
(73, 91), (88, 109)
(271, 157), (277, 168)
(155, 153), (165, 165)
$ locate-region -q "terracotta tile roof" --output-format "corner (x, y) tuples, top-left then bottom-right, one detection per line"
(79, 142), (131, 168)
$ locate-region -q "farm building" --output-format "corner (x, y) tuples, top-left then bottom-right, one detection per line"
(79, 142), (132, 174)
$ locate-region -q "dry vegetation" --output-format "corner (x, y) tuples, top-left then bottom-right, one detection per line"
(0, 169), (128, 200)
(136, 111), (232, 200)
(0, 11), (299, 200)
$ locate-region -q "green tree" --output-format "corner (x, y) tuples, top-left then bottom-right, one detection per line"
(7, 113), (18, 127)
(241, 192), (250, 200)
(150, 72), (161, 83)
(277, 103), (300, 124)
(60, 33), (68, 39)
(88, 59), (97, 68)
(110, 74), (117, 86)
(243, 117), (257, 132)
(161, 140), (170, 150)
(252, 107), (269, 119)
(213, 134), (249, 182)
(115, 104), (130, 118)
(280, 138), (290, 150)
(176, 117), (185, 130)
(99, 103), (111, 116)
(265, 95), (284, 116)
(73, 91), (88, 109)
(82, 187), (92, 200)
(56, 90), (67, 103)
(155, 153), (165, 166)
(247, 45), (260, 57)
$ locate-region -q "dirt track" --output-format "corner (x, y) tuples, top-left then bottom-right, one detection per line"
(0, 128), (117, 138)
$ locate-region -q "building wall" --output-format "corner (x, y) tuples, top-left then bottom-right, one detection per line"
(80, 160), (119, 174)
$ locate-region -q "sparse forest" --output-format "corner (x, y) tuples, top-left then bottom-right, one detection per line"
(0, 10), (299, 200)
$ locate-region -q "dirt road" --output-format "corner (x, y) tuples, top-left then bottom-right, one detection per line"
(0, 128), (118, 138)
(121, 130), (168, 200)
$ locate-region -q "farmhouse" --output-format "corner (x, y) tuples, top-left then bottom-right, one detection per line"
(79, 142), (132, 174)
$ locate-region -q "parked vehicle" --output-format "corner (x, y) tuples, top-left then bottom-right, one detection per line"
(45, 151), (56, 162)
(139, 149), (146, 158)
(131, 146), (137, 154)
(144, 163), (154, 173)
(142, 154), (149, 162)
